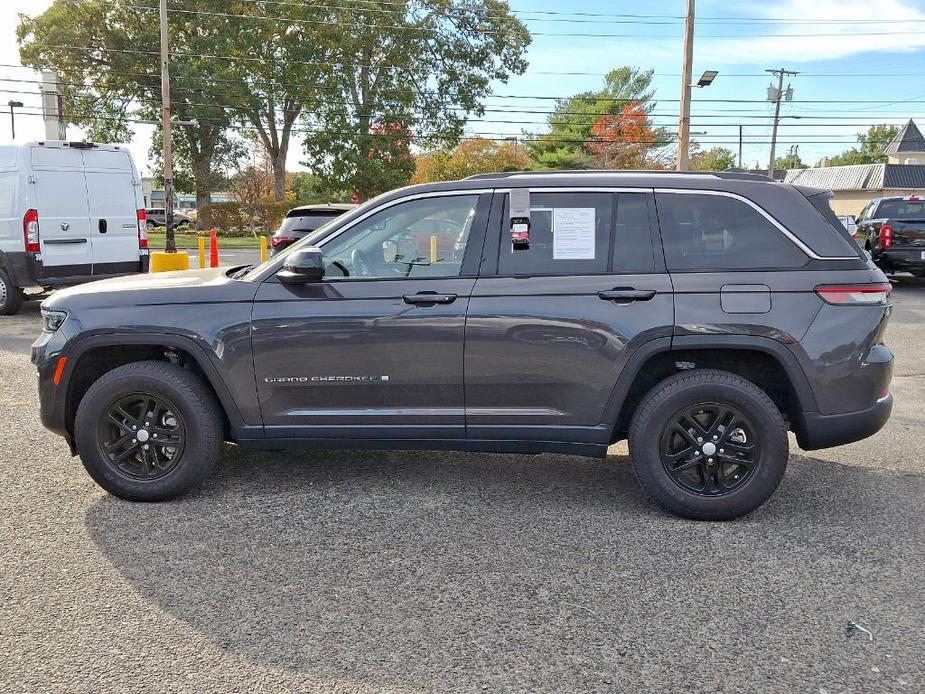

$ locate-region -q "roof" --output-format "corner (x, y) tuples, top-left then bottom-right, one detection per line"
(884, 120), (925, 154)
(784, 163), (925, 190)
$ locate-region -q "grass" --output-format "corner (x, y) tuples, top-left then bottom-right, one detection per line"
(147, 231), (264, 249)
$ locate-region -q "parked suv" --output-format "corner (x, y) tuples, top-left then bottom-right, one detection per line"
(269, 203), (356, 255)
(32, 171), (893, 520)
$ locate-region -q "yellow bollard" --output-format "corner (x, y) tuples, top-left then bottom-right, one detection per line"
(150, 251), (190, 272)
(260, 235), (268, 263)
(198, 236), (206, 269)
(430, 235), (438, 263)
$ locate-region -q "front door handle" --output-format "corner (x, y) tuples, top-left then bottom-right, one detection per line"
(597, 288), (657, 303)
(403, 292), (457, 306)
(98, 218), (108, 234)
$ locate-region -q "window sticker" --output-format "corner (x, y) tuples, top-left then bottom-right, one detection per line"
(553, 208), (596, 260)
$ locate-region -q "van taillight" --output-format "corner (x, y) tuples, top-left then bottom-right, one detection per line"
(137, 209), (148, 249)
(23, 209), (40, 252)
(880, 224), (893, 249)
(815, 283), (892, 305)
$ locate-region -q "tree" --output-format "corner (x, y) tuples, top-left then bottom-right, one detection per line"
(584, 101), (659, 169)
(301, 0), (530, 201)
(228, 165), (274, 235)
(690, 147), (737, 172)
(17, 0), (243, 218)
(775, 152), (807, 170)
(827, 124), (900, 166)
(527, 67), (668, 169)
(412, 137), (534, 183)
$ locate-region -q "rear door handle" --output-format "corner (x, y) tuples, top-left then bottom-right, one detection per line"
(597, 289), (657, 303)
(403, 292), (457, 306)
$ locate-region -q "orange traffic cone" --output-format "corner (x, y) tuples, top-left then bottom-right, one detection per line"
(209, 228), (219, 268)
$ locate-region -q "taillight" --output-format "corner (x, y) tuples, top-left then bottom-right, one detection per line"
(271, 235), (295, 248)
(815, 283), (892, 305)
(137, 209), (148, 249)
(879, 224), (893, 249)
(23, 208), (40, 252)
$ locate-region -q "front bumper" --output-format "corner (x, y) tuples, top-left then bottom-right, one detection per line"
(795, 394), (893, 450)
(31, 327), (74, 452)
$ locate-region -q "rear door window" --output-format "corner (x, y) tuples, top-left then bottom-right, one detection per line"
(656, 192), (808, 271)
(499, 192), (614, 275)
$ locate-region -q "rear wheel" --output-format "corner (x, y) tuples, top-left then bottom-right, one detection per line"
(75, 361), (223, 501)
(628, 369), (788, 521)
(0, 269), (23, 316)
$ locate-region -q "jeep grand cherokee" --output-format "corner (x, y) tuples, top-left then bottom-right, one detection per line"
(32, 171), (893, 520)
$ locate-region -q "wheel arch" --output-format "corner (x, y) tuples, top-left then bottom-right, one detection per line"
(604, 335), (817, 443)
(64, 333), (247, 442)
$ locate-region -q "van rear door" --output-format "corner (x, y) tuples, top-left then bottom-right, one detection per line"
(83, 149), (141, 276)
(31, 145), (93, 278)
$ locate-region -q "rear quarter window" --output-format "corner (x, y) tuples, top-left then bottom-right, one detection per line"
(656, 192), (808, 271)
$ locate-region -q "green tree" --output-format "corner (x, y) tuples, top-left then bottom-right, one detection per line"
(301, 0), (530, 201)
(527, 67), (668, 169)
(690, 147), (737, 172)
(774, 152), (807, 170)
(17, 0), (242, 217)
(827, 124), (900, 166)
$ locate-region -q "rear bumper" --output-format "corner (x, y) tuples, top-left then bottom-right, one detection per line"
(796, 394), (893, 450)
(874, 248), (925, 271)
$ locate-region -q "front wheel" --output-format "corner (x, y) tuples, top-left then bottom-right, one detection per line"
(628, 369), (788, 521)
(74, 361), (224, 501)
(0, 269), (24, 316)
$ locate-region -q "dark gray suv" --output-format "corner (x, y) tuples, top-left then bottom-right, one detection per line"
(32, 171), (894, 520)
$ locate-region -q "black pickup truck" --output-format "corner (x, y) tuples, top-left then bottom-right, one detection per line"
(856, 195), (925, 276)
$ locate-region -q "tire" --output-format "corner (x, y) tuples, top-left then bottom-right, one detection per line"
(628, 369), (788, 521)
(0, 269), (24, 316)
(74, 361), (224, 501)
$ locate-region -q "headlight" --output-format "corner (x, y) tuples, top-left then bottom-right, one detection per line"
(41, 309), (68, 333)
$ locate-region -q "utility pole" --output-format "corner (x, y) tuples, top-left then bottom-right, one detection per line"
(767, 67), (798, 179)
(676, 0), (695, 171)
(159, 0), (176, 253)
(738, 125), (743, 169)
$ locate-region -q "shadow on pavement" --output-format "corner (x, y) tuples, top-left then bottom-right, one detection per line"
(84, 447), (925, 691)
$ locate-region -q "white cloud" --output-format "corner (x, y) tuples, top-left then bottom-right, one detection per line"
(696, 0), (925, 64)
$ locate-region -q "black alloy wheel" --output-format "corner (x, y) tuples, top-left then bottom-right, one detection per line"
(659, 403), (759, 496)
(98, 392), (187, 480)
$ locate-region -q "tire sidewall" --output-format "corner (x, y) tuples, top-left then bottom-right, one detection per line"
(0, 269), (22, 315)
(75, 367), (219, 500)
(630, 377), (788, 520)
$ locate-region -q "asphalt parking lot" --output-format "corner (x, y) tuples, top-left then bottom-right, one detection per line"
(1, 282), (924, 694)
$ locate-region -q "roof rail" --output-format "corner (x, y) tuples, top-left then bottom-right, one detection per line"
(464, 169), (771, 182)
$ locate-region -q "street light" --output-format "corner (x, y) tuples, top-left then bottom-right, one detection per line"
(695, 71), (719, 88)
(7, 101), (23, 140)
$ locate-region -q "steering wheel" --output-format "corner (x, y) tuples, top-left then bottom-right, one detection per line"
(350, 248), (373, 277)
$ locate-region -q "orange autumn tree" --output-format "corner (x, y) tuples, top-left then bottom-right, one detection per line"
(586, 101), (659, 169)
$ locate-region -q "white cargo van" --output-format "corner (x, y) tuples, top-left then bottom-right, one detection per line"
(0, 140), (149, 315)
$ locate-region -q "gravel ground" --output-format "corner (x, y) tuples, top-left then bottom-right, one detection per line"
(1, 283), (924, 694)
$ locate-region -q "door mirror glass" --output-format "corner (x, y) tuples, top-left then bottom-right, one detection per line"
(278, 247), (324, 284)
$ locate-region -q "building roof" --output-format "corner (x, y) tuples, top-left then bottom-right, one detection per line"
(783, 163), (925, 190)
(884, 120), (925, 154)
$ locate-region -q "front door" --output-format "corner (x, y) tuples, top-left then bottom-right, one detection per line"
(464, 189), (674, 445)
(252, 192), (491, 440)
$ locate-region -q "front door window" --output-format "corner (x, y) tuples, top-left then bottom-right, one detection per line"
(321, 195), (480, 280)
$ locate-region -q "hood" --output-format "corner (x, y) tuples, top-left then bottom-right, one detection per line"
(44, 266), (260, 311)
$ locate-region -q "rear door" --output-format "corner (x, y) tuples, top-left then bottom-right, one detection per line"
(83, 149), (141, 275)
(31, 145), (92, 277)
(464, 188), (674, 446)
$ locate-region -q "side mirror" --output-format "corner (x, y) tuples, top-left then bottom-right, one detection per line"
(277, 247), (324, 284)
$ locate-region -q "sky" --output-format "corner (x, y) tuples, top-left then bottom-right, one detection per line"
(2, 0), (925, 176)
